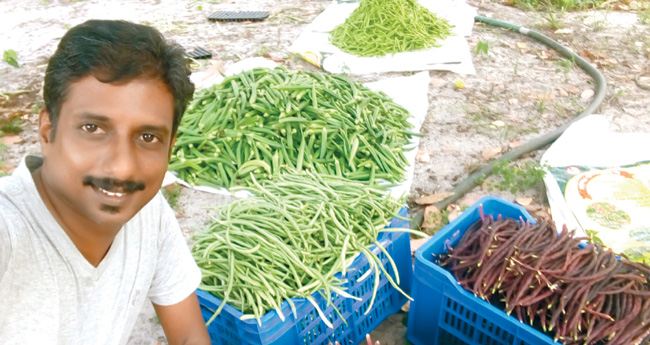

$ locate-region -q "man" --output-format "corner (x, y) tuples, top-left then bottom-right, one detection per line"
(0, 20), (211, 344)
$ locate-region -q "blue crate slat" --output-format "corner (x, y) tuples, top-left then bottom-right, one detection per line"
(198, 207), (411, 345)
(407, 196), (561, 345)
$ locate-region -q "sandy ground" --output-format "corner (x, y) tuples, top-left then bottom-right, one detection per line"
(1, 0), (649, 344)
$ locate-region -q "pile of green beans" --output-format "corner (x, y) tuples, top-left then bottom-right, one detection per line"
(192, 170), (421, 326)
(169, 67), (417, 189)
(329, 0), (453, 57)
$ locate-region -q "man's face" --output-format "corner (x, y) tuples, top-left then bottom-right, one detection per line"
(38, 75), (175, 231)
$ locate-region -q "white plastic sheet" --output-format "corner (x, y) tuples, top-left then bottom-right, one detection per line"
(288, 0), (477, 75)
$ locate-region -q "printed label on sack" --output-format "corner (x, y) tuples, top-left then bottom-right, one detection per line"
(550, 162), (650, 263)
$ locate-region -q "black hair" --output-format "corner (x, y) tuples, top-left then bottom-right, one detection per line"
(43, 19), (194, 139)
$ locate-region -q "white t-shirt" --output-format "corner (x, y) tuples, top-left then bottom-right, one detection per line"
(0, 155), (202, 344)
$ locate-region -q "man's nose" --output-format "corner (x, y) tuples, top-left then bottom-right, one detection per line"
(104, 137), (138, 181)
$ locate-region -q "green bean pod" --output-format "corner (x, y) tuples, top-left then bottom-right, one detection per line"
(329, 0), (454, 57)
(192, 170), (427, 326)
(170, 67), (416, 189)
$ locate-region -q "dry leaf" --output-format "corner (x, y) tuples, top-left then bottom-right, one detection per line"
(401, 301), (411, 313)
(565, 86), (580, 95)
(415, 151), (431, 163)
(516, 197), (533, 206)
(446, 205), (461, 223)
(2, 135), (22, 146)
(516, 41), (527, 50)
(596, 51), (610, 59)
(538, 50), (550, 60)
(530, 207), (552, 221)
(414, 192), (454, 205)
(421, 205), (441, 229)
(263, 52), (286, 64)
(482, 146), (502, 160)
(581, 89), (595, 99)
(457, 194), (486, 208)
(580, 48), (597, 61)
(410, 238), (430, 254)
(523, 203), (544, 213)
(454, 79), (465, 89)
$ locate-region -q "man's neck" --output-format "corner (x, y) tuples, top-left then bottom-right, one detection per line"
(31, 166), (118, 267)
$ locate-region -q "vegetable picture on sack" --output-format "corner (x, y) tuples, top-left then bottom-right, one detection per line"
(438, 208), (650, 345)
(192, 170), (424, 326)
(552, 162), (650, 264)
(329, 0), (453, 57)
(169, 67), (416, 189)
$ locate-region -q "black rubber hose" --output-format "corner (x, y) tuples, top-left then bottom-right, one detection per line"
(412, 16), (608, 225)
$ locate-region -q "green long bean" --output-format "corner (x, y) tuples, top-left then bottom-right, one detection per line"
(329, 0), (454, 57)
(192, 169), (427, 326)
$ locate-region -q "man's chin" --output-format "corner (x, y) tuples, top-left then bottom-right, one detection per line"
(87, 205), (135, 229)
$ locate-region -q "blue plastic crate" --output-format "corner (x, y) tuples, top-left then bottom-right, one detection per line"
(407, 196), (561, 345)
(197, 207), (412, 345)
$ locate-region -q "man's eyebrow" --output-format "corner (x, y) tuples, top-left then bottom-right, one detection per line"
(78, 112), (110, 122)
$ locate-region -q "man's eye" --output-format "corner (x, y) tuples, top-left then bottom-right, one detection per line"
(81, 124), (99, 133)
(142, 133), (159, 143)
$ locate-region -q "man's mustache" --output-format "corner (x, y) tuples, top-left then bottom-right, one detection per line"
(82, 176), (145, 193)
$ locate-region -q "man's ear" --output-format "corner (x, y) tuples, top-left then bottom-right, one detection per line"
(38, 109), (53, 146)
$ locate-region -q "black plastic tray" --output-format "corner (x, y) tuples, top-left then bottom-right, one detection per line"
(186, 47), (212, 60)
(207, 10), (270, 22)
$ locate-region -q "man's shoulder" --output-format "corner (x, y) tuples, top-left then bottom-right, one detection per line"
(0, 175), (27, 217)
(0, 176), (30, 240)
(0, 173), (24, 193)
(0, 156), (45, 215)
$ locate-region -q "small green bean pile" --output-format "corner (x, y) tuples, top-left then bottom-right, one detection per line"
(169, 67), (417, 189)
(192, 170), (420, 326)
(329, 0), (453, 57)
